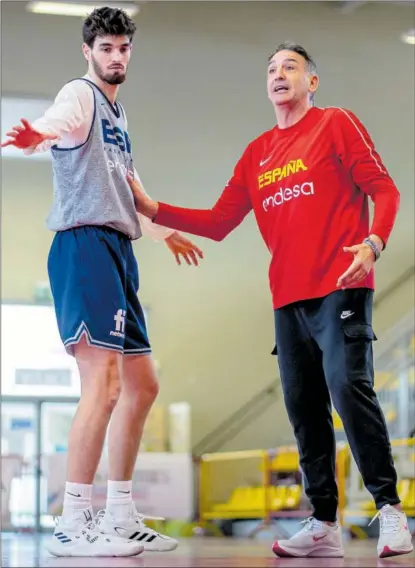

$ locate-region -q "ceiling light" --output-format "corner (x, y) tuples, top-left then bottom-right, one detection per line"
(401, 29), (415, 45)
(26, 1), (140, 18)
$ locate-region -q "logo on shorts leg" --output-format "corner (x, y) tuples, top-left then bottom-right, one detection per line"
(110, 309), (126, 338)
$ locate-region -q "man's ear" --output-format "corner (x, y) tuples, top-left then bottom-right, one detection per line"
(82, 42), (90, 62)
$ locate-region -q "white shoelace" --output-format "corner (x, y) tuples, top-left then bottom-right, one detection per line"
(94, 510), (106, 524)
(124, 503), (165, 525)
(297, 516), (338, 535)
(96, 505), (164, 526)
(81, 519), (105, 541)
(300, 517), (317, 530)
(368, 506), (401, 534)
(299, 517), (325, 533)
(54, 512), (105, 539)
(133, 512), (165, 524)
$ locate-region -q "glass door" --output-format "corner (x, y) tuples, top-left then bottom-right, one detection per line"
(40, 402), (78, 529)
(1, 402), (38, 530)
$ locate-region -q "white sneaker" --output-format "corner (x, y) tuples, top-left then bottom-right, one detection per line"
(272, 517), (344, 558)
(98, 503), (178, 552)
(370, 504), (414, 558)
(46, 507), (144, 557)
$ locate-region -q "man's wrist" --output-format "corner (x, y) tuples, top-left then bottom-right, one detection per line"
(147, 200), (159, 221)
(363, 236), (382, 261)
(164, 230), (177, 241)
(368, 234), (384, 251)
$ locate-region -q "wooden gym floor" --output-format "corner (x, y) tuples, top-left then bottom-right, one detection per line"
(2, 533), (414, 568)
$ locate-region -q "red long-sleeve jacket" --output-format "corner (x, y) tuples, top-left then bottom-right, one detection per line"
(155, 107), (400, 309)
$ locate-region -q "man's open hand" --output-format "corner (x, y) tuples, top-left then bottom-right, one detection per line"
(165, 232), (204, 266)
(1, 118), (57, 149)
(337, 243), (375, 288)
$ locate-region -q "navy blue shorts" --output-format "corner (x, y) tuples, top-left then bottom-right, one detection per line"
(47, 226), (151, 357)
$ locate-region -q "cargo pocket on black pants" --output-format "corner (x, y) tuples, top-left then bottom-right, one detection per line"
(337, 322), (399, 507)
(342, 323), (377, 382)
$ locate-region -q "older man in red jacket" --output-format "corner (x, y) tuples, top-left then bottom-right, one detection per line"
(128, 42), (412, 559)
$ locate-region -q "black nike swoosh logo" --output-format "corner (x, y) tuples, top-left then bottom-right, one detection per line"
(66, 491), (81, 497)
(114, 527), (126, 535)
(117, 490), (131, 494)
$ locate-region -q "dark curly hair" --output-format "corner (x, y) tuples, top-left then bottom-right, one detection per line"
(82, 7), (137, 47)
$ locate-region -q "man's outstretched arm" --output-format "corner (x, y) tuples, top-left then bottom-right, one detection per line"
(133, 168), (204, 266)
(1, 81), (92, 152)
(127, 150), (253, 242)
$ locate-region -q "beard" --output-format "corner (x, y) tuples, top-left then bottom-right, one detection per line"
(91, 55), (126, 85)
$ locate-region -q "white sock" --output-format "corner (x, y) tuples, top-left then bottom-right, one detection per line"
(106, 480), (133, 520)
(62, 482), (93, 519)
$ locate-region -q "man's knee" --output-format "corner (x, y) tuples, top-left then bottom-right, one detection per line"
(144, 376), (160, 401)
(328, 370), (376, 423)
(89, 357), (122, 412)
(75, 340), (122, 411)
(102, 356), (122, 409)
(135, 372), (159, 403)
(122, 354), (160, 403)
